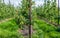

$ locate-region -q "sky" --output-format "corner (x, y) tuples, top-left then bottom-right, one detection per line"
(3, 0), (60, 7)
(4, 0), (44, 6)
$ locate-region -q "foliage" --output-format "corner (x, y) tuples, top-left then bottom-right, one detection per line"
(0, 0), (15, 20)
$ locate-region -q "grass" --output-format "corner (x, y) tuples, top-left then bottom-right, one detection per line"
(0, 19), (60, 38)
(32, 19), (60, 38)
(0, 19), (23, 38)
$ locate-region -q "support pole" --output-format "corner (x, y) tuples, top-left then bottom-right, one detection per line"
(58, 0), (59, 26)
(29, 0), (32, 38)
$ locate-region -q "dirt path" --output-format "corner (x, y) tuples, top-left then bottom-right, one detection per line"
(18, 17), (59, 38)
(18, 25), (34, 38)
(0, 18), (13, 24)
(39, 17), (59, 26)
(18, 25), (29, 38)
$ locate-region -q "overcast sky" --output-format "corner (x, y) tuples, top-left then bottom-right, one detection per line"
(3, 0), (60, 7)
(3, 0), (44, 6)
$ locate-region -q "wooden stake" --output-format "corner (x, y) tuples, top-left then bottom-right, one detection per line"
(58, 0), (59, 26)
(29, 0), (32, 38)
